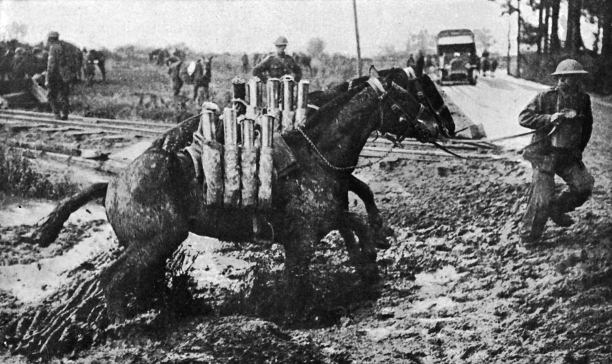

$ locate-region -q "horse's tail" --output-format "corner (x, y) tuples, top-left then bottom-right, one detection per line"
(30, 182), (108, 247)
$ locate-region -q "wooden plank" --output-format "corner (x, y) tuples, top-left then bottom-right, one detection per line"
(10, 146), (125, 175)
(64, 130), (107, 137)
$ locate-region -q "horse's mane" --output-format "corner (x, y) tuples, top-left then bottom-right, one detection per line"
(302, 82), (368, 129)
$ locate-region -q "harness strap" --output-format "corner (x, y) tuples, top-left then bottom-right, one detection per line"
(367, 77), (387, 97)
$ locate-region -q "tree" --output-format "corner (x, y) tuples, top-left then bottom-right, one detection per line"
(306, 37), (326, 58)
(550, 0), (561, 52)
(1, 21), (27, 41)
(473, 28), (495, 51)
(565, 0), (584, 54)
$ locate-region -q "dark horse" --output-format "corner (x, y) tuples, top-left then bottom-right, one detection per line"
(308, 70), (456, 246)
(8, 68), (446, 358)
(83, 49), (106, 84)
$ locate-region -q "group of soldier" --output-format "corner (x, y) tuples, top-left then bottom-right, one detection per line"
(0, 31), (107, 120)
(167, 35), (302, 108)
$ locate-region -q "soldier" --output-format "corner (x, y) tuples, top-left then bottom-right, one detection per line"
(167, 55), (183, 97)
(518, 59), (594, 243)
(252, 36), (302, 82)
(415, 50), (425, 78)
(241, 53), (249, 73)
(406, 53), (416, 69)
(46, 31), (74, 120)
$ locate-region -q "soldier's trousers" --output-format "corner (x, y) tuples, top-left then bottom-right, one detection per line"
(48, 81), (70, 118)
(520, 153), (594, 240)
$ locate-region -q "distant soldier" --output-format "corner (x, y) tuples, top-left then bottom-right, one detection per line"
(167, 55), (183, 97)
(518, 59), (594, 243)
(241, 53), (249, 73)
(46, 31), (75, 120)
(252, 36), (302, 82)
(415, 50), (425, 78)
(10, 47), (30, 80)
(491, 58), (499, 76)
(406, 54), (416, 68)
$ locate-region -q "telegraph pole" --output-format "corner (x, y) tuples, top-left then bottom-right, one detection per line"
(516, 0), (521, 77)
(352, 0), (363, 76)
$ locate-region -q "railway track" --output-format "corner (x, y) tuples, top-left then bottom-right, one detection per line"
(0, 109), (173, 137)
(2, 109), (515, 176)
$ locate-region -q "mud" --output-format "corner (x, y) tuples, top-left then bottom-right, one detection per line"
(1, 103), (610, 363)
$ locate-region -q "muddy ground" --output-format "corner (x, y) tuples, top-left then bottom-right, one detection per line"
(1, 102), (611, 363)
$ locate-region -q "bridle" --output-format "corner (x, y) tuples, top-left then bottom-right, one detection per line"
(296, 76), (430, 171)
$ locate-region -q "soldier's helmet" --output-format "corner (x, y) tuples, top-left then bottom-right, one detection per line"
(47, 31), (59, 40)
(453, 52), (460, 57)
(15, 47), (26, 56)
(552, 59), (588, 76)
(274, 36), (288, 46)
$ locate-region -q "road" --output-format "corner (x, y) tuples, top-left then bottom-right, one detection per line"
(441, 72), (549, 149)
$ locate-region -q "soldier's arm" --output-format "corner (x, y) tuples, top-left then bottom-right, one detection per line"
(46, 45), (58, 77)
(580, 96), (593, 152)
(519, 92), (553, 130)
(252, 56), (270, 79)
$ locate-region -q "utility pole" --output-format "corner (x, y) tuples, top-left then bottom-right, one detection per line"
(507, 13), (511, 75)
(352, 0), (363, 76)
(516, 0), (521, 77)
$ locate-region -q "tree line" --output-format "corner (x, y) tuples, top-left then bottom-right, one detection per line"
(493, 0), (612, 92)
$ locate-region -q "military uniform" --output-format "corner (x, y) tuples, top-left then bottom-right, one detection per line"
(252, 53), (302, 82)
(519, 85), (594, 241)
(47, 34), (76, 119)
(167, 56), (183, 97)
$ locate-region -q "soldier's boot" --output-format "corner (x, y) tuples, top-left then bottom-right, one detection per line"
(549, 211), (574, 227)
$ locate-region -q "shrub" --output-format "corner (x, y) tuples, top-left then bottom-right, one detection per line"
(0, 145), (78, 200)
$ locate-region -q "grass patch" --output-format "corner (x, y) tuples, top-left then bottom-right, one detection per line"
(0, 145), (78, 200)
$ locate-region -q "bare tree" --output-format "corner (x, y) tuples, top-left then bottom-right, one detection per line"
(1, 21), (28, 41)
(306, 38), (326, 58)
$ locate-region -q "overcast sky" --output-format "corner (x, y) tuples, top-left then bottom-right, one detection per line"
(0, 0), (580, 57)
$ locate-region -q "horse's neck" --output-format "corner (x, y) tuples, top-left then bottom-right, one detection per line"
(307, 87), (379, 169)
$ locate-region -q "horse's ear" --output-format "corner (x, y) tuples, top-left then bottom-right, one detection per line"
(369, 65), (379, 78)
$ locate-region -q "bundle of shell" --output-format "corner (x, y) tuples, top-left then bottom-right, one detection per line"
(199, 75), (308, 211)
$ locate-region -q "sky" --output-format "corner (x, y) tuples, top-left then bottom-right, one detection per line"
(0, 0), (587, 57)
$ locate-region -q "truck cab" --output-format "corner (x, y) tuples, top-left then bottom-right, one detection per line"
(436, 29), (478, 85)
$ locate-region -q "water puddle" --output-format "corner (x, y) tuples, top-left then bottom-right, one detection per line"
(0, 201), (112, 303)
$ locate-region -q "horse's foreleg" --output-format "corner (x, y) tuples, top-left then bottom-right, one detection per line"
(348, 175), (391, 249)
(340, 213), (379, 281)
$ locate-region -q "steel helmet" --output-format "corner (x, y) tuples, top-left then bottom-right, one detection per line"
(47, 31), (59, 40)
(274, 36), (288, 46)
(453, 52), (460, 57)
(15, 47), (26, 55)
(551, 59), (588, 76)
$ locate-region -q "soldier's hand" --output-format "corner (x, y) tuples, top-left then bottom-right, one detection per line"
(550, 112), (564, 125)
(560, 108), (577, 119)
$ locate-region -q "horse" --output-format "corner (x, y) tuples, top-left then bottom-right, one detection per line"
(293, 52), (313, 76)
(83, 49), (106, 84)
(149, 48), (170, 66)
(307, 70), (456, 246)
(169, 56), (213, 105)
(8, 68), (445, 358)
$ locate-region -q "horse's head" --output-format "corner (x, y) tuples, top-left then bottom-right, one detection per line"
(413, 74), (456, 137)
(368, 67), (445, 144)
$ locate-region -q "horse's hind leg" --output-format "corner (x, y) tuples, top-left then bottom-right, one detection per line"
(100, 226), (188, 322)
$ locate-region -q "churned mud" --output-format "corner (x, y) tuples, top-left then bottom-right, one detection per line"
(1, 103), (610, 363)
